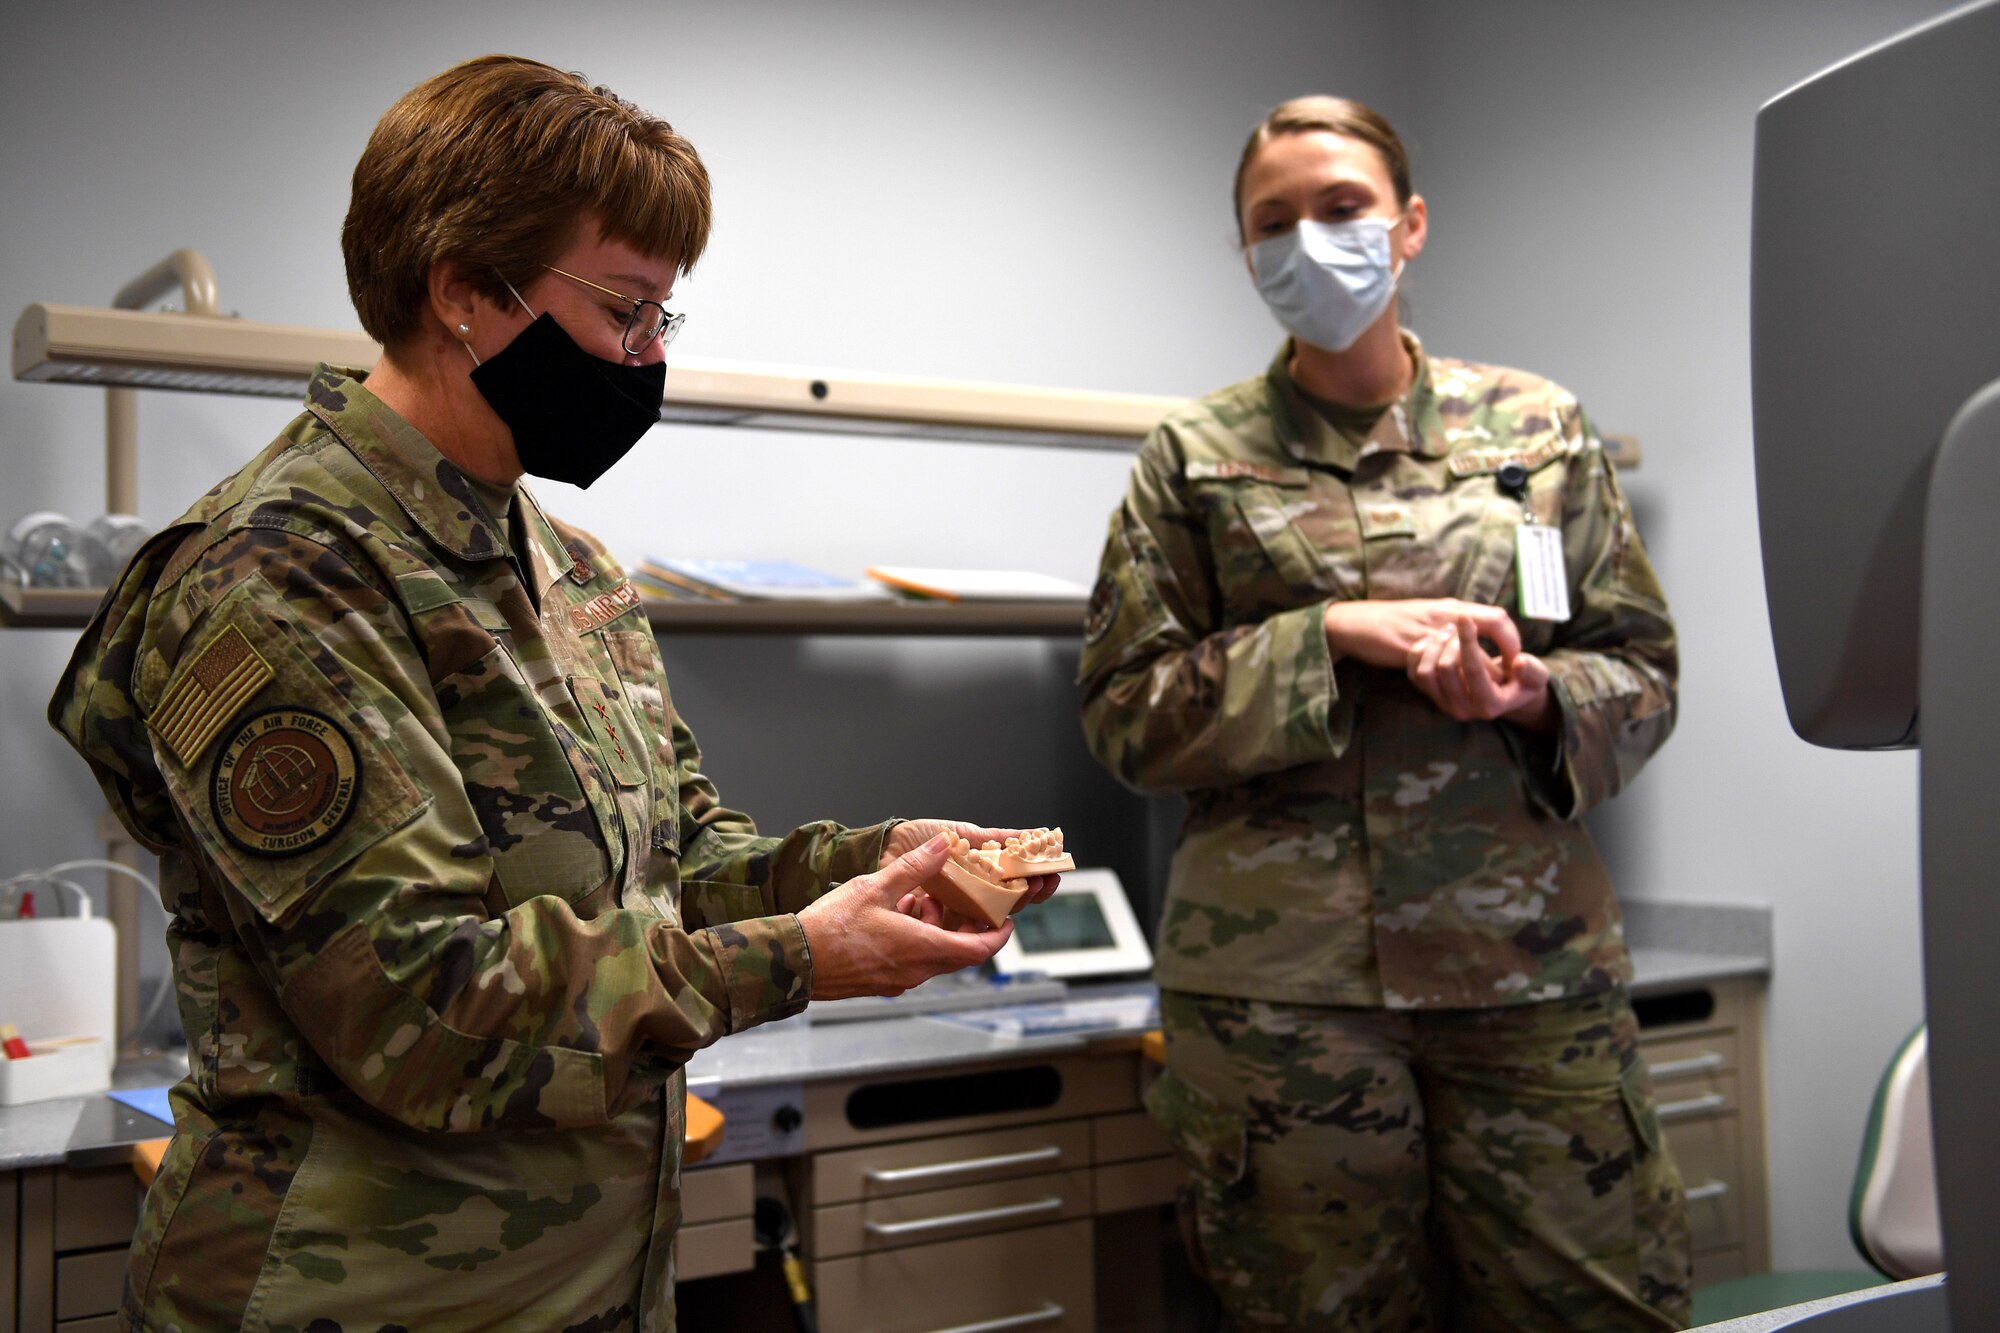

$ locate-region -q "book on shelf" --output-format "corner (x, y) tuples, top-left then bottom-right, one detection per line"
(633, 561), (737, 603)
(865, 566), (1090, 602)
(645, 557), (891, 602)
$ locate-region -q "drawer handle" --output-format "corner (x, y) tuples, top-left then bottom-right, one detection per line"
(865, 1146), (1064, 1184)
(1657, 1092), (1728, 1121)
(921, 1301), (1066, 1333)
(1649, 1052), (1726, 1079)
(1684, 1179), (1730, 1203)
(866, 1196), (1066, 1238)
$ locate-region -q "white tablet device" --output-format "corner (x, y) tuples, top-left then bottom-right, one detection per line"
(993, 867), (1153, 981)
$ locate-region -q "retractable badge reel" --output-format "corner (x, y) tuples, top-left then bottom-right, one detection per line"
(1498, 462), (1570, 622)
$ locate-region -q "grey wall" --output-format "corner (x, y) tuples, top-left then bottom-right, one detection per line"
(0, 0), (1958, 1275)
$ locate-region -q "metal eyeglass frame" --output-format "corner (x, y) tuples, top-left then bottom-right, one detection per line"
(541, 264), (685, 357)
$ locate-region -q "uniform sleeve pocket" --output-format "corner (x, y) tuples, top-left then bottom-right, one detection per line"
(1619, 1060), (1665, 1160)
(155, 601), (430, 926)
(1145, 1066), (1249, 1186)
(1080, 512), (1172, 665)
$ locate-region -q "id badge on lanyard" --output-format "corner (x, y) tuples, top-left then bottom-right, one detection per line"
(1514, 521), (1570, 622)
(1498, 461), (1570, 622)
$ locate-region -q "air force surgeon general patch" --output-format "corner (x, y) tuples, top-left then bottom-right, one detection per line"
(211, 708), (362, 857)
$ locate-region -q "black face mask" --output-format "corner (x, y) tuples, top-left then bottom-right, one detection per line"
(470, 313), (666, 489)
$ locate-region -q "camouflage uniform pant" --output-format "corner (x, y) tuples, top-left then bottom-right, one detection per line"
(1151, 987), (1691, 1331)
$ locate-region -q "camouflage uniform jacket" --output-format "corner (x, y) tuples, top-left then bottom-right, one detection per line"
(1077, 338), (1676, 1010)
(49, 366), (887, 1333)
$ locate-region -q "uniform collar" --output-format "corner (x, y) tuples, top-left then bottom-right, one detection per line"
(303, 363), (513, 564)
(513, 485), (583, 602)
(1269, 331), (1449, 471)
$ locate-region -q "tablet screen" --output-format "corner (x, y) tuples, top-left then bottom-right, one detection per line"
(1013, 893), (1116, 953)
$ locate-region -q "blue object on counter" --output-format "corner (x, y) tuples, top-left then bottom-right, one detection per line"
(107, 1085), (174, 1126)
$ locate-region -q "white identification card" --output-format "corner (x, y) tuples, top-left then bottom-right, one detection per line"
(1515, 523), (1571, 622)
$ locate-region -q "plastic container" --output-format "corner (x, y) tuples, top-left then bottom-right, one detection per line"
(0, 1034), (112, 1105)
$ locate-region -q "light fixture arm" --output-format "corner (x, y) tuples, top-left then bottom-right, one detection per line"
(114, 248), (221, 318)
(106, 248), (221, 514)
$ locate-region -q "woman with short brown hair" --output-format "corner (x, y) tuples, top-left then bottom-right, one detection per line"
(54, 55), (1043, 1331)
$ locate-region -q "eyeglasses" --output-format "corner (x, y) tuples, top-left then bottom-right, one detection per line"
(542, 265), (685, 357)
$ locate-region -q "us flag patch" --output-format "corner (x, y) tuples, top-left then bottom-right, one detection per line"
(150, 625), (275, 766)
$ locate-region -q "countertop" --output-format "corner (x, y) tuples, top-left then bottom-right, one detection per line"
(680, 943), (1769, 1094)
(1, 902), (1771, 1172)
(0, 1054), (188, 1172)
(1629, 945), (1769, 995)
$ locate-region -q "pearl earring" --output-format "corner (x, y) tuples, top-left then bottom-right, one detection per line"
(457, 323), (471, 337)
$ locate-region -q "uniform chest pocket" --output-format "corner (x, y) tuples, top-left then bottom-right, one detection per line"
(1204, 479), (1357, 614)
(1452, 445), (1569, 619)
(433, 642), (622, 907)
(604, 628), (681, 857)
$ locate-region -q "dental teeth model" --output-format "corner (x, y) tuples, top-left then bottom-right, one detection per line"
(919, 827), (1075, 929)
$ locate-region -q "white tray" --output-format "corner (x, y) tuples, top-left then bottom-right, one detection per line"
(0, 1035), (112, 1105)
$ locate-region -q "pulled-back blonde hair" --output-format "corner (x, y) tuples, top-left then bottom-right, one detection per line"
(1233, 96), (1412, 242)
(342, 55), (711, 349)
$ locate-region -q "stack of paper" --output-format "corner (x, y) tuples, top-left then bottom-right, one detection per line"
(866, 566), (1090, 602)
(634, 560), (736, 603)
(645, 557), (891, 602)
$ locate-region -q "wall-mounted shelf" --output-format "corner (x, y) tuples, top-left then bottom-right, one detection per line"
(646, 598), (1083, 636)
(0, 581), (103, 628)
(0, 585), (1083, 638)
(13, 299), (1645, 464)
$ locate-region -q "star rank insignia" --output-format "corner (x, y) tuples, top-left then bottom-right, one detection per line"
(570, 677), (649, 788)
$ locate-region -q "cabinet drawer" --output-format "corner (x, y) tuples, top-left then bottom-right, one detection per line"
(1092, 1111), (1170, 1165)
(683, 1161), (753, 1225)
(814, 1120), (1092, 1204)
(1093, 1157), (1180, 1213)
(812, 1168), (1092, 1259)
(53, 1166), (143, 1251)
(674, 1217), (756, 1281)
(1654, 1071), (1739, 1126)
(55, 1247), (128, 1320)
(1641, 1030), (1741, 1084)
(815, 1218), (1092, 1333)
(806, 1054), (1137, 1152)
(1666, 1111), (1744, 1252)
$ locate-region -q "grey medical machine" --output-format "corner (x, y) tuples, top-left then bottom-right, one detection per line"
(1752, 0), (2000, 1327)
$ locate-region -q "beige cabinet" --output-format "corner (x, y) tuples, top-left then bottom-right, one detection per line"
(3, 1171), (17, 1331)
(678, 1161), (758, 1282)
(7, 1161), (145, 1333)
(791, 1051), (1177, 1333)
(5, 985), (1767, 1331)
(1635, 976), (1772, 1287)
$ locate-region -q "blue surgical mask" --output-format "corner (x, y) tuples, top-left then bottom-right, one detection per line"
(1249, 216), (1402, 353)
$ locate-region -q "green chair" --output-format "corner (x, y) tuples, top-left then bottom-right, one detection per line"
(1690, 1025), (1938, 1325)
